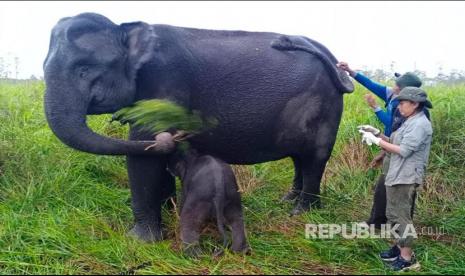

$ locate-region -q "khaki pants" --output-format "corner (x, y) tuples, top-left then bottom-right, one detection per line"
(386, 184), (419, 248)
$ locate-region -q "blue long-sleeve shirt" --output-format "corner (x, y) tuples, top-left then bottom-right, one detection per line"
(354, 73), (400, 136)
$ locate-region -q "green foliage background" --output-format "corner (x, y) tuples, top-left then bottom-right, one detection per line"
(0, 80), (463, 274)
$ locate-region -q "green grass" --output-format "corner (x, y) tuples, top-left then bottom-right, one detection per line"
(0, 80), (464, 274)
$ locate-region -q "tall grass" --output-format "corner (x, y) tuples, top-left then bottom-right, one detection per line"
(0, 80), (463, 274)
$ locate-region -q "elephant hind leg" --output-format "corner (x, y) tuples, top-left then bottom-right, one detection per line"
(225, 205), (250, 254)
(291, 151), (331, 216)
(214, 201), (228, 249)
(290, 112), (341, 216)
(281, 156), (303, 202)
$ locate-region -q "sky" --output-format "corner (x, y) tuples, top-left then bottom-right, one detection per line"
(1, 1), (465, 79)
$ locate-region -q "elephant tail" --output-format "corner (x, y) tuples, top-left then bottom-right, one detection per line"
(271, 35), (354, 94)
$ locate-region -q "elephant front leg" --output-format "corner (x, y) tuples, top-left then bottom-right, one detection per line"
(127, 154), (174, 242)
(180, 200), (211, 257)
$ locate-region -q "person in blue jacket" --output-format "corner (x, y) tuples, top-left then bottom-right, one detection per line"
(336, 61), (425, 229)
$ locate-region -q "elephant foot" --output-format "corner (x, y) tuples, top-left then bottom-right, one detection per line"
(232, 245), (252, 255)
(290, 204), (309, 216)
(281, 189), (301, 202)
(290, 199), (311, 216)
(290, 198), (321, 216)
(213, 248), (225, 258)
(128, 223), (163, 243)
(182, 242), (203, 258)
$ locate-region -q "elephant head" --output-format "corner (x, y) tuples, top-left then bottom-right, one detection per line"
(43, 13), (159, 155)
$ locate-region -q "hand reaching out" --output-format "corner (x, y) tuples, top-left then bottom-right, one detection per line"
(364, 94), (379, 110)
(336, 61), (356, 77)
(359, 130), (381, 146)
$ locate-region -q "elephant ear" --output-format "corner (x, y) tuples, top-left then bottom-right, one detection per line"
(121, 22), (159, 70)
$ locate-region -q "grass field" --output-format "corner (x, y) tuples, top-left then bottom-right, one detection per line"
(0, 80), (464, 274)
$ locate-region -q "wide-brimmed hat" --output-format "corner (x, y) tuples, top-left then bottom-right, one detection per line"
(397, 87), (433, 108)
(394, 72), (422, 89)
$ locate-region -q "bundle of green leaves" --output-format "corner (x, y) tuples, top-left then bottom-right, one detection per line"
(113, 99), (218, 137)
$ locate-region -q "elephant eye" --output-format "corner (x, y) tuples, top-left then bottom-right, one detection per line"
(121, 32), (129, 49)
(79, 66), (89, 78)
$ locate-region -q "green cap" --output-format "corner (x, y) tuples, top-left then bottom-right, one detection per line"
(395, 72), (422, 89)
(397, 87), (433, 108)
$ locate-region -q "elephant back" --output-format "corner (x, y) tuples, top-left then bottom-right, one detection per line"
(271, 35), (354, 94)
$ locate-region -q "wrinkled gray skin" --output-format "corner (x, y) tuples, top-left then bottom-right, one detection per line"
(43, 13), (354, 242)
(172, 157), (249, 255)
(175, 154), (249, 257)
(150, 132), (249, 256)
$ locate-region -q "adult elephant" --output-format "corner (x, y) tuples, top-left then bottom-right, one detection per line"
(43, 13), (354, 242)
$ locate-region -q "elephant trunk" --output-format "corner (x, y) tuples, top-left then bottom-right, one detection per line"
(44, 87), (165, 156)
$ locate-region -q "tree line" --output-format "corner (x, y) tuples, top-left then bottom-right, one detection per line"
(356, 67), (465, 86)
(1, 56), (465, 85)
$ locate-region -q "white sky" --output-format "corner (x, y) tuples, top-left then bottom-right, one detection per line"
(1, 1), (465, 79)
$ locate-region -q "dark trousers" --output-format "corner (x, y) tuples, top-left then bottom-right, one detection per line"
(367, 174), (417, 229)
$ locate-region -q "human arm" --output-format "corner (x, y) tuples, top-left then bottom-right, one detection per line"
(374, 108), (391, 130)
(364, 93), (390, 125)
(379, 140), (401, 154)
(355, 73), (389, 102)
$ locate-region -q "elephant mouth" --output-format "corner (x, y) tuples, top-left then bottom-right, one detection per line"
(87, 103), (119, 115)
(87, 93), (132, 115)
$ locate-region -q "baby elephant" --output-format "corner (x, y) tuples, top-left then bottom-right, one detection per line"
(152, 132), (250, 256)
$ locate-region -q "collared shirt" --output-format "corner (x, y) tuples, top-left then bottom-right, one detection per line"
(385, 111), (433, 186)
